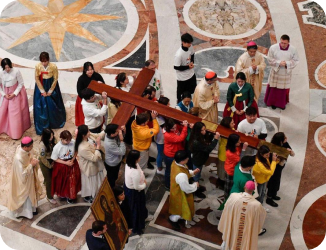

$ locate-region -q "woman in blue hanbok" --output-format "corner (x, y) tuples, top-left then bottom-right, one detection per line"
(34, 52), (66, 135)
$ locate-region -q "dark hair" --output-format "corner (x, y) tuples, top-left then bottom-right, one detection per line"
(21, 139), (33, 148)
(220, 117), (233, 129)
(226, 133), (240, 153)
(245, 106), (257, 116)
(105, 124), (119, 137)
(60, 130), (72, 141)
(116, 72), (127, 88)
(235, 72), (246, 81)
(126, 150), (140, 169)
(41, 128), (55, 152)
(174, 150), (188, 163)
(247, 44), (258, 50)
(75, 125), (88, 152)
(189, 107), (199, 116)
(113, 186), (124, 201)
(280, 34), (290, 41)
(81, 88), (95, 100)
(158, 96), (169, 106)
(181, 33), (193, 43)
(92, 220), (106, 234)
(145, 59), (155, 67)
(110, 98), (121, 109)
(256, 145), (271, 170)
(271, 132), (286, 146)
(181, 91), (192, 100)
(39, 52), (50, 62)
(1, 58), (13, 70)
(189, 122), (206, 151)
(83, 62), (94, 75)
(136, 113), (150, 125)
(240, 156), (256, 168)
(165, 118), (176, 132)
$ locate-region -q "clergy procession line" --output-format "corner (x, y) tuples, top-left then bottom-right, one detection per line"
(1, 32), (298, 250)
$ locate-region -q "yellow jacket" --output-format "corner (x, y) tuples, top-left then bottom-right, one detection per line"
(131, 119), (159, 151)
(252, 158), (277, 184)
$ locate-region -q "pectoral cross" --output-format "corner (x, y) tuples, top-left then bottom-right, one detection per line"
(88, 68), (289, 158)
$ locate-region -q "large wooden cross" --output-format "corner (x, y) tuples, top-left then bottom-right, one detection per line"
(89, 68), (289, 158)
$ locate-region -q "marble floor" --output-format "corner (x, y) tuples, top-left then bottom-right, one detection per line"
(0, 0), (326, 249)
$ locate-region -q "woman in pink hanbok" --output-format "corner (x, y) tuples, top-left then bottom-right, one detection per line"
(0, 58), (31, 139)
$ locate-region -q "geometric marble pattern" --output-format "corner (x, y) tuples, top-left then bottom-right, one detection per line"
(36, 206), (89, 237)
(114, 41), (147, 69)
(298, 1), (326, 29)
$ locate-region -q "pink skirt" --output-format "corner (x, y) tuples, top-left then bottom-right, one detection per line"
(0, 83), (31, 139)
(264, 84), (290, 109)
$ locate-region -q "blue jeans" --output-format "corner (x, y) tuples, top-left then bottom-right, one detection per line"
(156, 144), (164, 168)
(257, 182), (267, 204)
(192, 164), (203, 182)
(163, 154), (174, 189)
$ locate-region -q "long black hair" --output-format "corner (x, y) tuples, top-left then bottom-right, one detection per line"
(226, 134), (240, 153)
(256, 145), (271, 170)
(75, 125), (89, 152)
(83, 62), (94, 75)
(220, 117), (233, 129)
(189, 122), (206, 150)
(41, 128), (56, 152)
(116, 72), (127, 89)
(271, 132), (285, 147)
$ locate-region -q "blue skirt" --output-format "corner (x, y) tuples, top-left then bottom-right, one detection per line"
(124, 184), (148, 234)
(33, 77), (66, 135)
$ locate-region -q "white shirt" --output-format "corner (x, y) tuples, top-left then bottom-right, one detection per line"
(155, 116), (165, 144)
(174, 46), (195, 81)
(0, 68), (24, 96)
(175, 163), (197, 194)
(237, 118), (267, 136)
(125, 163), (146, 191)
(51, 140), (75, 160)
(82, 95), (108, 129)
(149, 69), (164, 98)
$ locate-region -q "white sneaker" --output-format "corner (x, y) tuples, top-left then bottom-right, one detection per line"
(156, 168), (165, 175)
(47, 198), (57, 205)
(145, 214), (154, 222)
(264, 207), (271, 213)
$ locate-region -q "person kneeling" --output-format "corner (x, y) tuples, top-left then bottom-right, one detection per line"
(168, 150), (200, 230)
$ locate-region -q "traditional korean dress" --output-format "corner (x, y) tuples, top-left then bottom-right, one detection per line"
(0, 68), (31, 139)
(223, 82), (259, 129)
(34, 62), (66, 135)
(75, 72), (105, 126)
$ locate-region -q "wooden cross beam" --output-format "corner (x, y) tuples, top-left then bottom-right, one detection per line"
(88, 74), (290, 158)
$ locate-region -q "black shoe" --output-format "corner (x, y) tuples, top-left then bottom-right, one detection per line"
(67, 198), (75, 204)
(147, 162), (155, 170)
(195, 190), (206, 199)
(197, 185), (206, 192)
(271, 105), (276, 109)
(280, 107), (285, 110)
(33, 209), (38, 216)
(149, 156), (156, 162)
(272, 195), (281, 201)
(168, 218), (181, 230)
(266, 198), (278, 207)
(83, 196), (92, 203)
(259, 228), (267, 236)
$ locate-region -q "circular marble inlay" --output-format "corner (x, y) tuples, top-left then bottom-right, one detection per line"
(314, 125), (326, 157)
(183, 0), (267, 40)
(0, 0), (139, 69)
(315, 60), (326, 89)
(125, 234), (205, 250)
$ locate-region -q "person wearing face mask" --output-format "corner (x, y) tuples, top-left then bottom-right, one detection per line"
(34, 52), (66, 135)
(193, 71), (220, 123)
(264, 35), (299, 110)
(0, 58), (31, 139)
(235, 41), (266, 101)
(223, 72), (258, 129)
(51, 130), (81, 204)
(75, 61), (105, 126)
